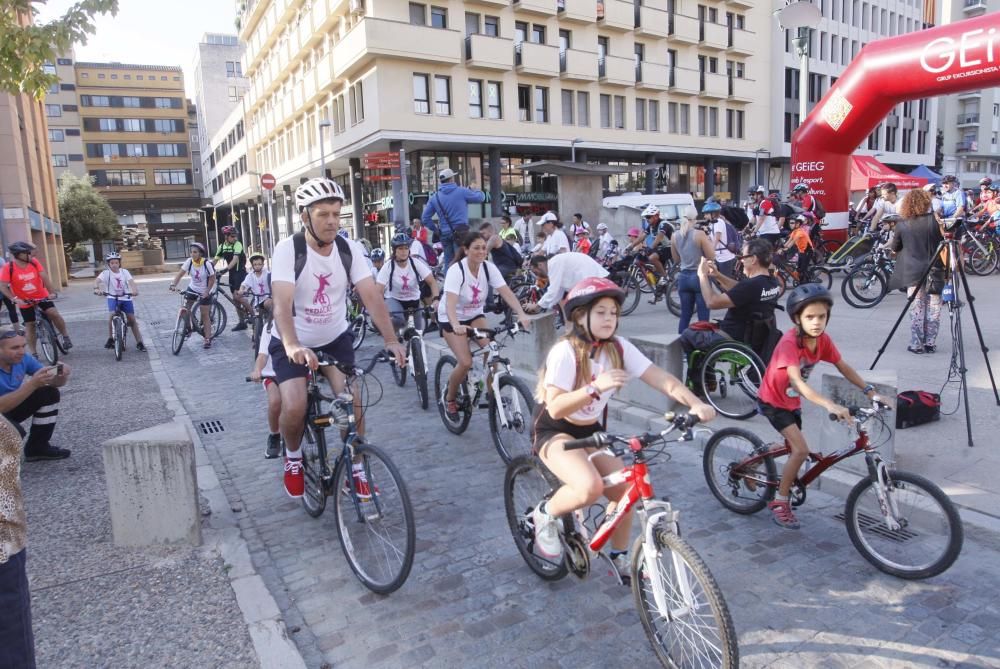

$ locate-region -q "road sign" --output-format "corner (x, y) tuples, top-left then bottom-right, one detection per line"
(260, 173), (276, 190)
(363, 151), (400, 169)
(366, 174), (399, 182)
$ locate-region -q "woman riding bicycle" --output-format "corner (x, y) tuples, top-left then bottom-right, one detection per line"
(530, 277), (715, 563)
(377, 233), (440, 332)
(439, 230), (530, 422)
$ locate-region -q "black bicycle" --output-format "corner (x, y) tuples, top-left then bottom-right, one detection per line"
(21, 298), (66, 365)
(248, 293), (272, 358)
(388, 304), (432, 410)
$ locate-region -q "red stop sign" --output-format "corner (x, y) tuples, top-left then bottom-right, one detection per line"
(260, 173), (276, 190)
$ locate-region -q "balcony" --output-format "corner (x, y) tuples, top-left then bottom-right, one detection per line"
(702, 21), (729, 50)
(671, 66), (700, 95)
(560, 48), (599, 82)
(476, 0), (510, 5)
(957, 90), (982, 100)
(636, 2), (670, 38)
(514, 41), (560, 77)
(728, 76), (753, 103)
(598, 0), (634, 31)
(728, 27), (754, 55)
(332, 18), (461, 80)
(963, 0), (987, 12)
(513, 0), (558, 15)
(636, 60), (670, 90)
(599, 54), (634, 86)
(701, 71), (728, 99)
(956, 140), (979, 152)
(558, 0), (597, 22)
(957, 112), (981, 126)
(670, 14), (699, 44)
(466, 34), (514, 71)
(727, 0), (755, 6)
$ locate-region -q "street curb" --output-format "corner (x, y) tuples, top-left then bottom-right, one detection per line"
(138, 319), (307, 669)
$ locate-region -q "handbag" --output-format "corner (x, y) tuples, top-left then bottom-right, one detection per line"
(926, 267), (946, 295)
(895, 390), (941, 429)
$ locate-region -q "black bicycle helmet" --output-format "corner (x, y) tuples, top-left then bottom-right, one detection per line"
(786, 283), (834, 321)
(390, 233), (410, 249)
(8, 241), (33, 256)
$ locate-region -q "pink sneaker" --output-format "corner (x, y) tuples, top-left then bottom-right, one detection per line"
(284, 457), (304, 498)
(768, 499), (800, 529)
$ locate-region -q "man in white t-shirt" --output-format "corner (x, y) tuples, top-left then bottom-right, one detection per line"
(702, 202), (737, 277)
(868, 182), (899, 232)
(538, 212), (570, 256)
(514, 212), (533, 251)
(523, 252), (609, 314)
(270, 177), (405, 499)
(93, 252), (146, 352)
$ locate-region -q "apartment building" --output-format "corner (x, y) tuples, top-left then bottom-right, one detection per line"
(44, 51), (86, 182)
(939, 0), (998, 188)
(767, 0), (937, 190)
(75, 62), (203, 258)
(235, 0), (770, 238)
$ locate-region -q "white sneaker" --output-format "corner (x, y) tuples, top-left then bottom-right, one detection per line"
(531, 503), (563, 559)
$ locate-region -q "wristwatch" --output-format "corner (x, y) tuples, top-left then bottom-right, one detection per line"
(863, 384), (875, 395)
(585, 384), (602, 401)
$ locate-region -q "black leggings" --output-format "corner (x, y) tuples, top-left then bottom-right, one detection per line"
(2, 296), (18, 324)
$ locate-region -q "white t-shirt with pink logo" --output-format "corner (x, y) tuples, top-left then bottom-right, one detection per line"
(181, 258), (215, 293)
(543, 337), (653, 423)
(270, 236), (371, 348)
(377, 259), (431, 302)
(240, 270), (271, 299)
(96, 268), (135, 300)
(437, 258), (506, 323)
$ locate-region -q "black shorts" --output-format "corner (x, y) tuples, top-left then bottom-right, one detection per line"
(18, 300), (54, 323)
(439, 317), (483, 334)
(182, 289), (213, 306)
(229, 271), (247, 292)
(758, 401), (802, 433)
(268, 329), (355, 384)
(655, 247), (671, 265)
(533, 405), (602, 454)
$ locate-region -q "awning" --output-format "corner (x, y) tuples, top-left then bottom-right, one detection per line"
(908, 164), (942, 185)
(850, 155), (928, 190)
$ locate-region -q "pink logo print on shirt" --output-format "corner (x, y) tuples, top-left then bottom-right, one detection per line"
(193, 269), (201, 281)
(313, 273), (332, 305)
(470, 281), (482, 306)
(114, 277), (124, 291)
(400, 274), (411, 291)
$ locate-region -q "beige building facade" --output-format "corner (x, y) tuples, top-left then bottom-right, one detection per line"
(44, 51), (87, 183)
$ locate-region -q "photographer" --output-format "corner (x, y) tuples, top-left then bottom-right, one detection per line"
(0, 330), (70, 460)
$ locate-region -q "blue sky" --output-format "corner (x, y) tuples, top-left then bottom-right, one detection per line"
(36, 0), (238, 98)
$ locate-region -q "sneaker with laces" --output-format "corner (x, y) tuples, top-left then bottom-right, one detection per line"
(104, 337), (115, 349)
(136, 342), (147, 352)
(264, 433), (281, 459)
(768, 499), (800, 529)
(531, 502), (563, 559)
(232, 321), (248, 332)
(283, 456), (304, 498)
(344, 464), (376, 500)
(60, 335), (73, 350)
(203, 339), (212, 349)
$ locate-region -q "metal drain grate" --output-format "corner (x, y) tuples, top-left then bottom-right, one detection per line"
(198, 420), (225, 435)
(834, 512), (919, 543)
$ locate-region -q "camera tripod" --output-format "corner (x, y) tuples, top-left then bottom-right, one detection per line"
(870, 228), (1000, 447)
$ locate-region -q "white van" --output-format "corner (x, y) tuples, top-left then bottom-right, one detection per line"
(601, 192), (696, 221)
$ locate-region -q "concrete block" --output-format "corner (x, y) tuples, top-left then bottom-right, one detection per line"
(102, 420), (201, 547)
(615, 333), (684, 416)
(818, 370), (897, 478)
(506, 311), (561, 376)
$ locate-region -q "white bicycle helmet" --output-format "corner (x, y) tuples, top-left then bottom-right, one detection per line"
(596, 223), (608, 232)
(641, 205), (660, 218)
(104, 252), (121, 263)
(295, 178), (345, 212)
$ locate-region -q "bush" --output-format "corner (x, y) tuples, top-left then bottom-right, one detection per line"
(70, 247), (90, 262)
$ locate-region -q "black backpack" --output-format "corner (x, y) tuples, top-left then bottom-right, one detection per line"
(811, 197), (827, 219)
(292, 230), (354, 283)
(895, 391), (941, 429)
(721, 205), (750, 230)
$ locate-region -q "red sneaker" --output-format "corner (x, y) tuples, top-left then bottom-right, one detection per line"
(284, 457), (304, 498)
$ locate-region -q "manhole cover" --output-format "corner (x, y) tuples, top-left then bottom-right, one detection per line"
(198, 420), (225, 435)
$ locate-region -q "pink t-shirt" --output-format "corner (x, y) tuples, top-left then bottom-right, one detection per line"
(758, 328), (841, 411)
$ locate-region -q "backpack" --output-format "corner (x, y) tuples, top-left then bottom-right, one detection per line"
(895, 391), (941, 429)
(717, 218), (743, 255)
(587, 237), (601, 259)
(770, 198), (796, 222)
(292, 230), (353, 283)
(810, 197), (827, 219)
(721, 205), (749, 230)
(493, 240), (523, 269)
(420, 241), (438, 266)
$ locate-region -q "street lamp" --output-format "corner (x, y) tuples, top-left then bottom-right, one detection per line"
(570, 137), (583, 163)
(776, 2), (822, 128)
(318, 118), (332, 177)
(753, 148), (769, 188)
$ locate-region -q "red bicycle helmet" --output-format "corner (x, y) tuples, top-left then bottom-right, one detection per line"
(562, 277), (626, 320)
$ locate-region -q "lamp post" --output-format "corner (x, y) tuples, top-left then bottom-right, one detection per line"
(570, 137), (583, 163)
(318, 118), (332, 178)
(753, 147), (769, 188)
(776, 2), (822, 127)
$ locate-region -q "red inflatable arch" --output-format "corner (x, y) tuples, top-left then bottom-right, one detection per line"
(791, 13), (1000, 241)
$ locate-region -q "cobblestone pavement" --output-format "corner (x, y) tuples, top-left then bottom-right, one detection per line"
(136, 275), (1000, 669)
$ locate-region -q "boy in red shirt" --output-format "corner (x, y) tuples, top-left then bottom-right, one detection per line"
(573, 228), (592, 255)
(757, 284), (883, 529)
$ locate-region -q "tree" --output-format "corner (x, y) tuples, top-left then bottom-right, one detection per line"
(0, 0), (118, 98)
(58, 173), (119, 248)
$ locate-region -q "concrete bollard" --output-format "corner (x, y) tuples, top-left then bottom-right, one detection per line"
(102, 420), (202, 547)
(507, 311), (561, 376)
(616, 334), (685, 415)
(817, 370), (897, 477)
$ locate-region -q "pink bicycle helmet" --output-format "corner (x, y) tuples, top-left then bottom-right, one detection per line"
(627, 227), (641, 237)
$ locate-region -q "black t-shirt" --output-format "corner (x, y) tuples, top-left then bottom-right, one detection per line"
(719, 274), (781, 341)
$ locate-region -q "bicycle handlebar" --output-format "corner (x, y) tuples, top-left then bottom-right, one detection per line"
(468, 322), (525, 339)
(100, 292), (134, 297)
(563, 412), (701, 452)
(827, 399), (892, 422)
(316, 349), (391, 377)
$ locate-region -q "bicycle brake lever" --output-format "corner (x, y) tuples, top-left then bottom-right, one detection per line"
(587, 447), (616, 462)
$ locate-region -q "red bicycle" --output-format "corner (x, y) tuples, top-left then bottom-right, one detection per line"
(703, 401), (963, 579)
(504, 413), (739, 668)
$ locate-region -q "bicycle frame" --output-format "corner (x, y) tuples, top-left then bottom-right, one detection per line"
(467, 330), (516, 426)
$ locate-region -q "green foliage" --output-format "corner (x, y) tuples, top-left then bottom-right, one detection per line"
(0, 0), (119, 98)
(57, 173), (119, 246)
(69, 245), (89, 262)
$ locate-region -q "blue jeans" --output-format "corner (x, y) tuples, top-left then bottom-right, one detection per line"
(0, 549), (35, 669)
(677, 269), (708, 333)
(440, 236), (460, 269)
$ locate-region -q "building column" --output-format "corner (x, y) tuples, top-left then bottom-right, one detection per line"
(282, 185), (294, 238)
(575, 149), (589, 163)
(644, 153), (657, 195)
(246, 200), (258, 252)
(489, 146), (502, 216)
(704, 157), (716, 201)
(349, 157), (364, 240)
(389, 140), (406, 227)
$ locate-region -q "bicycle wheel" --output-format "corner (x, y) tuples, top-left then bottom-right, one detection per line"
(807, 266), (833, 289)
(113, 316), (125, 361)
(434, 355), (472, 434)
(703, 427), (776, 514)
(488, 374), (536, 464)
(666, 275), (681, 317)
(411, 340), (429, 410)
(699, 343), (764, 420)
(300, 422), (327, 518)
(251, 315), (264, 357)
(631, 529), (739, 669)
(37, 319), (58, 365)
(613, 272), (641, 317)
(844, 470), (963, 580)
(210, 301), (227, 337)
(350, 314), (366, 350)
(171, 312), (188, 355)
(390, 350), (408, 387)
(968, 244), (999, 276)
(332, 443), (415, 594)
(841, 266), (887, 309)
(503, 455), (568, 581)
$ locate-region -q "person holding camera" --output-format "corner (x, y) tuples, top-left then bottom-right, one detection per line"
(0, 330), (70, 460)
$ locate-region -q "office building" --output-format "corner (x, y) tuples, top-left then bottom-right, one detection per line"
(44, 50), (86, 182)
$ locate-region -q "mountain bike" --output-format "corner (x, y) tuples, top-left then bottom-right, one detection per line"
(169, 288), (211, 355)
(434, 323), (535, 464)
(249, 293), (272, 358)
(504, 413), (738, 668)
(294, 350), (415, 594)
(388, 304), (432, 410)
(347, 290), (368, 350)
(21, 299), (64, 365)
(101, 293), (133, 361)
(841, 244), (896, 309)
(703, 401), (963, 579)
(192, 282), (228, 338)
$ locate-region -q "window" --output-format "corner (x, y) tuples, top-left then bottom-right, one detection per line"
(698, 105), (707, 136)
(57, 58), (72, 66)
(103, 143), (121, 158)
(784, 112), (800, 142)
(434, 75), (451, 115)
(409, 2), (425, 24)
(487, 81), (502, 119)
(81, 72), (88, 78)
(484, 15), (499, 36)
(228, 86), (240, 102)
(679, 103), (690, 134)
(531, 24), (545, 44)
(534, 86), (549, 123)
(45, 104), (61, 117)
(599, 94), (611, 128)
(154, 169), (189, 185)
(470, 79), (483, 118)
(62, 104), (78, 112)
(413, 74), (430, 113)
(431, 6), (447, 28)
(48, 129), (64, 142)
(154, 119), (180, 132)
(98, 118), (116, 131)
(577, 91), (589, 127)
(51, 155), (68, 167)
(123, 96), (140, 108)
(726, 109), (744, 139)
(561, 89), (574, 125)
(66, 128), (80, 137)
(47, 82), (58, 94)
(124, 74), (131, 80)
(110, 74), (117, 79)
(97, 73), (105, 79)
(226, 61), (243, 78)
(350, 81), (365, 124)
(157, 144), (182, 157)
(648, 100), (659, 131)
(518, 85), (532, 121)
(613, 95), (625, 129)
(155, 97), (175, 108)
(125, 143), (148, 157)
(636, 98), (646, 130)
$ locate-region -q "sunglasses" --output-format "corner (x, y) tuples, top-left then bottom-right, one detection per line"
(0, 330), (22, 340)
(627, 234), (639, 238)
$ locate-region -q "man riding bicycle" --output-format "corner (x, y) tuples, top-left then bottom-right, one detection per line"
(0, 241), (72, 356)
(270, 177), (405, 499)
(93, 252), (146, 352)
(216, 225), (250, 331)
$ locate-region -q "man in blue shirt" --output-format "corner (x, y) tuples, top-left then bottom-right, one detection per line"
(420, 168), (486, 268)
(0, 331), (70, 460)
(939, 175), (967, 220)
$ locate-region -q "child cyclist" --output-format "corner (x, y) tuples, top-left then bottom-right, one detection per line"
(757, 284), (886, 529)
(780, 213), (815, 281)
(168, 242), (216, 349)
(249, 326), (282, 459)
(530, 277), (716, 563)
(93, 252), (146, 352)
(236, 251), (272, 319)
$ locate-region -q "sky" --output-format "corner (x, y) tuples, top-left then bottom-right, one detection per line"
(35, 0), (238, 99)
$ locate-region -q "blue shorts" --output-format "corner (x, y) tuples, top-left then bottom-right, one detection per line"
(107, 298), (135, 315)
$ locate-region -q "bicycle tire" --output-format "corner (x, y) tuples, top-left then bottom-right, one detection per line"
(300, 421), (327, 518)
(251, 315), (264, 357)
(390, 352), (408, 387)
(808, 266), (833, 289)
(631, 529), (739, 669)
(636, 267), (657, 295)
(841, 266), (887, 309)
(411, 340), (429, 410)
(171, 312), (187, 355)
(488, 374), (536, 464)
(351, 314), (366, 350)
(332, 443), (415, 594)
(844, 470), (963, 580)
(113, 316), (125, 361)
(37, 319), (58, 365)
(613, 272), (641, 317)
(703, 427), (776, 514)
(968, 244), (999, 276)
(503, 455), (568, 582)
(434, 355), (472, 434)
(666, 275), (681, 317)
(699, 343), (764, 420)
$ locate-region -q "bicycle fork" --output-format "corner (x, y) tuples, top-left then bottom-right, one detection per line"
(641, 502), (695, 621)
(865, 454), (903, 532)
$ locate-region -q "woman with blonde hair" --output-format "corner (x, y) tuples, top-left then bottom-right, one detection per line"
(889, 187), (945, 354)
(671, 205), (716, 333)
